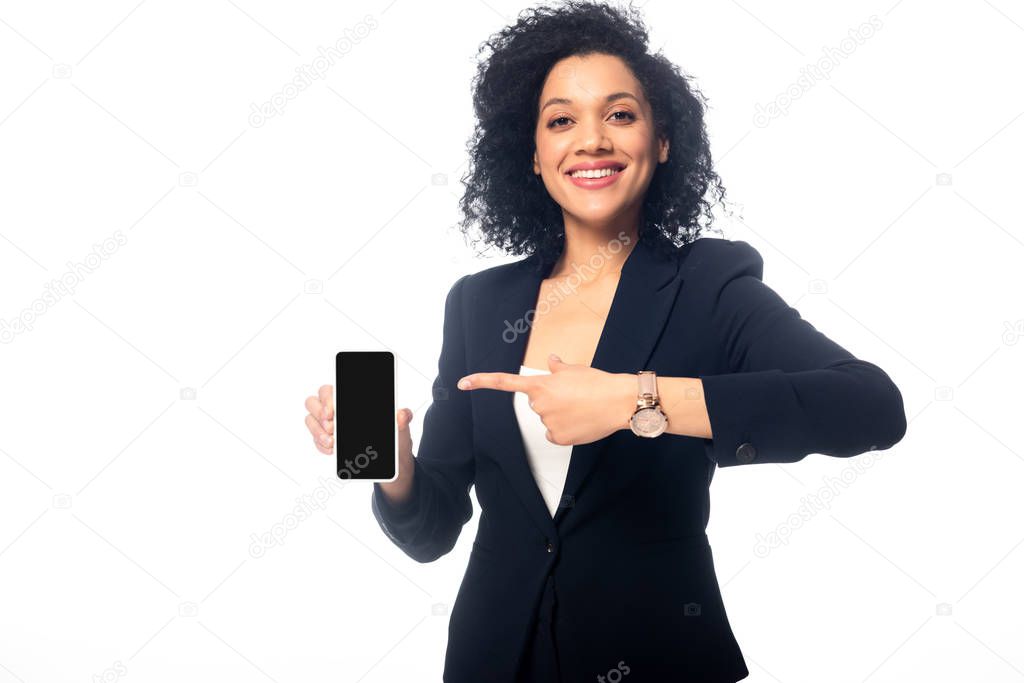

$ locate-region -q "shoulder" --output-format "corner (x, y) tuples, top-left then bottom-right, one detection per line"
(678, 236), (765, 286)
(438, 257), (525, 314)
(449, 254), (536, 299)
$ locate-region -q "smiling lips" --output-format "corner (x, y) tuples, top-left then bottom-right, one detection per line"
(565, 163), (626, 189)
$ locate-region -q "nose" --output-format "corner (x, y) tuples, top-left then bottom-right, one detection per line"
(575, 115), (611, 154)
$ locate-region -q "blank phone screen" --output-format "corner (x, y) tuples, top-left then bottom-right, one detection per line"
(336, 351), (396, 480)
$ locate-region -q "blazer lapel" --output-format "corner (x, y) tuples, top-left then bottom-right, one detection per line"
(471, 236), (684, 540)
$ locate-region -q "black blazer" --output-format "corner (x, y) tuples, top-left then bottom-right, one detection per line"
(371, 236), (907, 682)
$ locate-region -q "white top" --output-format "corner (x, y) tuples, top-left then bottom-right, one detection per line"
(513, 364), (573, 517)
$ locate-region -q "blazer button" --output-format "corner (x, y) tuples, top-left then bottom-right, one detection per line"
(545, 540), (554, 553)
(736, 442), (757, 463)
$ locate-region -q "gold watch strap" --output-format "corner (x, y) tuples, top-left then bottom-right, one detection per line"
(636, 370), (660, 408)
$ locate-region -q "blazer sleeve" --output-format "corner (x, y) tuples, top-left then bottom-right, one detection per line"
(370, 273), (476, 562)
(696, 240), (907, 467)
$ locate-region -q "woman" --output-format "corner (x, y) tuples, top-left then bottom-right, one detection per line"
(304, 2), (907, 680)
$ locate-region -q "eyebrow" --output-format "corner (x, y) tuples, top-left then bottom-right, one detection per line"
(539, 91), (640, 112)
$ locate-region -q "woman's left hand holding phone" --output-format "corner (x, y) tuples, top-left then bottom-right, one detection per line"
(303, 385), (417, 505)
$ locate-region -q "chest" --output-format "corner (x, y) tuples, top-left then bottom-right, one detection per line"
(521, 275), (620, 369)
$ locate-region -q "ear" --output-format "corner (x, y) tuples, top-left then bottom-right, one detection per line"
(658, 135), (670, 163)
(533, 150), (540, 175)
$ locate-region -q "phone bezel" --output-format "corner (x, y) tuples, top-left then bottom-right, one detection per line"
(335, 350), (399, 482)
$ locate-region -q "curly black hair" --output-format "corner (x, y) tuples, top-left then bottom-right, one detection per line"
(457, 0), (733, 270)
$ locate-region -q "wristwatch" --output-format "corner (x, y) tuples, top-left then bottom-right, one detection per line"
(629, 370), (668, 438)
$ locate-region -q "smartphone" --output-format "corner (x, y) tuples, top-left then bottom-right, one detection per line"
(335, 351), (398, 481)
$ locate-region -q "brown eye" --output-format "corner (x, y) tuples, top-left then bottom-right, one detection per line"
(547, 111), (635, 129)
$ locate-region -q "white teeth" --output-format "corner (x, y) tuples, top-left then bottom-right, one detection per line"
(569, 167), (622, 178)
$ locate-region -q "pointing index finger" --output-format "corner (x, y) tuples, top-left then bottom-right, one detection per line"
(458, 372), (533, 393)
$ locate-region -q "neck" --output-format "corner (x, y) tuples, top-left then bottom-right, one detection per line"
(548, 207), (641, 282)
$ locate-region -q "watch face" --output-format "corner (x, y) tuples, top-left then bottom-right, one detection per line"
(631, 407), (667, 437)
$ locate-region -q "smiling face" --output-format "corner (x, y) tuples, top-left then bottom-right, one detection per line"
(533, 52), (669, 229)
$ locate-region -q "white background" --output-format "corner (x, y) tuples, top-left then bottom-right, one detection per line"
(1, 0), (1022, 681)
